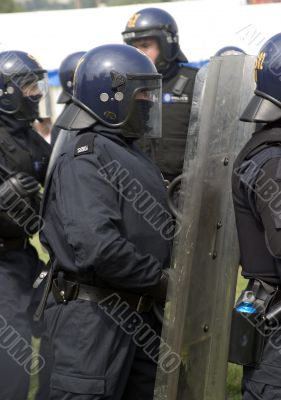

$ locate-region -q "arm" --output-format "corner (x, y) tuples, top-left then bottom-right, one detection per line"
(255, 157), (281, 258)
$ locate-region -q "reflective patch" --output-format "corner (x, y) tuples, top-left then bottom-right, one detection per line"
(74, 133), (96, 157)
(77, 145), (88, 154)
(162, 93), (189, 104)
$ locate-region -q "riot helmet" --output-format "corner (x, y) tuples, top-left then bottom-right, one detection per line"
(57, 51), (85, 104)
(122, 8), (186, 73)
(241, 33), (281, 123)
(0, 51), (48, 121)
(215, 46), (246, 56)
(68, 44), (162, 139)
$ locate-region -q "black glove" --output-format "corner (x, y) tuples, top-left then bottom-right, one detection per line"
(147, 269), (172, 302)
(0, 172), (40, 201)
(10, 172), (40, 197)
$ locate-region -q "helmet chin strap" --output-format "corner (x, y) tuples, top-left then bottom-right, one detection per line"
(155, 44), (184, 75)
(156, 57), (170, 74)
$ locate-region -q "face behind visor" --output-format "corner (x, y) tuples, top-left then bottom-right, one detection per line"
(123, 89), (161, 139)
(0, 50), (48, 121)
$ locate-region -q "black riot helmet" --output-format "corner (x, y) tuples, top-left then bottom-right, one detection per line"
(241, 32), (281, 123)
(0, 51), (48, 121)
(57, 51), (85, 104)
(60, 44), (162, 139)
(214, 46), (246, 56)
(122, 8), (186, 73)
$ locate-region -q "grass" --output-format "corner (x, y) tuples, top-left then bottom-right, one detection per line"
(27, 237), (48, 400)
(28, 339), (40, 400)
(27, 237), (246, 399)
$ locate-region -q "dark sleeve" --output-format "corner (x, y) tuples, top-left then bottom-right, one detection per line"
(56, 152), (163, 291)
(29, 129), (52, 185)
(255, 157), (281, 258)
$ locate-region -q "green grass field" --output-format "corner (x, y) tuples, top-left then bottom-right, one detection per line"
(28, 237), (245, 399)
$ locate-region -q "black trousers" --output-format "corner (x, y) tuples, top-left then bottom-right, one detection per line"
(242, 379), (281, 399)
(45, 296), (162, 400)
(0, 244), (54, 400)
(243, 327), (281, 400)
(34, 331), (53, 400)
(0, 244), (41, 400)
(31, 275), (53, 400)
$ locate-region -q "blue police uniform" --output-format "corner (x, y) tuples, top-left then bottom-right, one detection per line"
(0, 114), (51, 400)
(40, 125), (172, 399)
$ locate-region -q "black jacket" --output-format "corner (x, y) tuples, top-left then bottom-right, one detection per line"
(40, 126), (172, 291)
(232, 122), (281, 284)
(0, 114), (51, 238)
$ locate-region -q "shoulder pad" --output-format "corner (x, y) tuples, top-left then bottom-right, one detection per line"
(74, 132), (96, 157)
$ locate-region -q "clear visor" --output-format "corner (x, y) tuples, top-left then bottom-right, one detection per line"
(142, 87), (162, 139)
(126, 87), (162, 139)
(21, 72), (48, 97)
(21, 72), (50, 118)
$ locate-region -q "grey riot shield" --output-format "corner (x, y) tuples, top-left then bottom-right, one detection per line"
(154, 55), (256, 400)
(167, 63), (209, 218)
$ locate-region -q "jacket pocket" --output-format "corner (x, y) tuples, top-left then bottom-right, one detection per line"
(51, 371), (105, 395)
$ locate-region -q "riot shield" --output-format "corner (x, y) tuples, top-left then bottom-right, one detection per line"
(154, 55), (256, 400)
(167, 63), (209, 219)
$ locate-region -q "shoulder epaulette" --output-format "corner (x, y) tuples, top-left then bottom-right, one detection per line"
(74, 132), (96, 157)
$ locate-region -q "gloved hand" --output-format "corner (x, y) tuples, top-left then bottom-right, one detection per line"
(0, 172), (40, 201)
(147, 269), (173, 302)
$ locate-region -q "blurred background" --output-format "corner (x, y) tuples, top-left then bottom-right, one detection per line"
(4, 0), (281, 12)
(0, 0), (280, 121)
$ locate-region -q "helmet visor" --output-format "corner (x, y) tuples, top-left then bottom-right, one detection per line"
(21, 72), (50, 119)
(123, 86), (162, 139)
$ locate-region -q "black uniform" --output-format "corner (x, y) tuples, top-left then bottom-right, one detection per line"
(232, 122), (281, 398)
(40, 125), (172, 399)
(138, 62), (198, 181)
(0, 114), (51, 400)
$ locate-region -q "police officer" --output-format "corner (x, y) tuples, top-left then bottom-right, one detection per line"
(0, 50), (51, 399)
(232, 33), (281, 399)
(51, 51), (85, 145)
(39, 44), (172, 400)
(122, 7), (198, 182)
